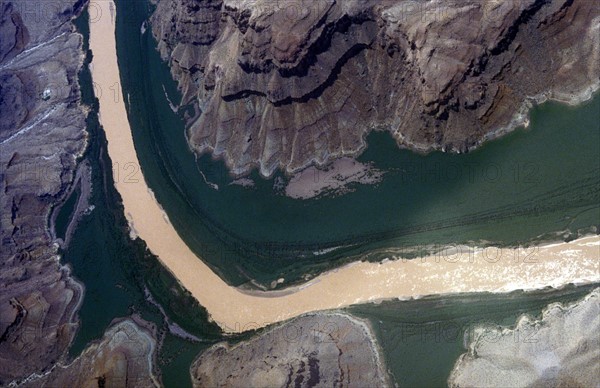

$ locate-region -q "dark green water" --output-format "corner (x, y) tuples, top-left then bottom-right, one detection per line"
(54, 184), (79, 241)
(350, 284), (598, 387)
(66, 10), (224, 388)
(58, 2), (600, 387)
(115, 0), (599, 288)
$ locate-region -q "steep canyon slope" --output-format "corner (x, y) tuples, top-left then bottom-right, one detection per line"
(0, 0), (87, 381)
(152, 0), (600, 177)
(0, 2), (160, 385)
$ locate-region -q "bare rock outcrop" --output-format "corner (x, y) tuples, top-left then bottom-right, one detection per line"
(20, 319), (159, 388)
(190, 312), (390, 387)
(448, 288), (600, 387)
(0, 0), (88, 382)
(151, 0), (600, 177)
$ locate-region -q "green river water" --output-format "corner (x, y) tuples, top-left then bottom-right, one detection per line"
(54, 1), (600, 387)
(114, 0), (599, 289)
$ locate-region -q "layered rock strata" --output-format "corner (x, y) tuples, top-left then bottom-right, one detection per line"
(152, 0), (600, 177)
(0, 0), (88, 382)
(449, 288), (600, 387)
(190, 312), (390, 387)
(20, 319), (159, 388)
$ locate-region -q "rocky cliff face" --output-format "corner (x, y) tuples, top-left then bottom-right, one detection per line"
(449, 288), (600, 387)
(20, 319), (159, 388)
(0, 0), (88, 382)
(191, 312), (390, 387)
(151, 0), (600, 178)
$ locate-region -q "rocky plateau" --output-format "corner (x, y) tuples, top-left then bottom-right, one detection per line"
(151, 0), (600, 178)
(449, 287), (600, 387)
(0, 0), (88, 382)
(20, 318), (159, 388)
(190, 312), (390, 387)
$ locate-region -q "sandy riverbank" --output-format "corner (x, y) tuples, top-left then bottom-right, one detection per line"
(89, 0), (600, 333)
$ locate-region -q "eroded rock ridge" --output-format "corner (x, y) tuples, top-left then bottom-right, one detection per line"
(0, 0), (88, 382)
(152, 0), (600, 177)
(190, 312), (390, 387)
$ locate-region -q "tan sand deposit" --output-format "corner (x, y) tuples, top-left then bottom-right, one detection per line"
(89, 0), (600, 333)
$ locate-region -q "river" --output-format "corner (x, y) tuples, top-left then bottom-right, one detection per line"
(114, 0), (599, 289)
(57, 0), (600, 386)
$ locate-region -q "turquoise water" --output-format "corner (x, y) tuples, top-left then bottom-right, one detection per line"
(115, 0), (599, 288)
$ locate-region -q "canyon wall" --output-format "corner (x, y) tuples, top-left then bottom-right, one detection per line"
(152, 0), (600, 177)
(0, 0), (88, 381)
